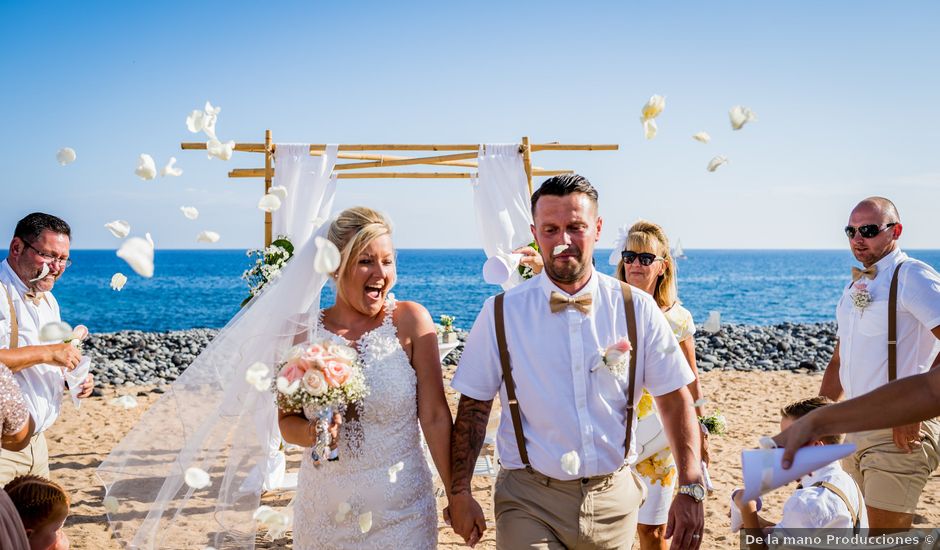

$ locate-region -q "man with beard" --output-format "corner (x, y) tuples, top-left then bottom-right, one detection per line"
(818, 197), (940, 533)
(0, 213), (91, 483)
(447, 175), (705, 549)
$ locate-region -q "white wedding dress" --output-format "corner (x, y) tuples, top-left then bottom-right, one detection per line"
(294, 298), (437, 549)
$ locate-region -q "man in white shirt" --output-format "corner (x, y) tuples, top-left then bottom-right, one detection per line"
(734, 397), (867, 550)
(0, 213), (92, 483)
(818, 197), (940, 533)
(448, 175), (705, 549)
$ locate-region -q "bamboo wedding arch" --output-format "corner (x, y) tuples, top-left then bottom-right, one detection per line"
(181, 130), (619, 246)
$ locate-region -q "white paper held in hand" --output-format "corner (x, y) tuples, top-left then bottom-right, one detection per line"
(740, 443), (856, 503)
(482, 252), (522, 285)
(64, 357), (91, 409)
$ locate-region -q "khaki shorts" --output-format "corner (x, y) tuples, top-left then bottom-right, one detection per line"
(843, 418), (940, 514)
(0, 432), (50, 486)
(494, 464), (646, 550)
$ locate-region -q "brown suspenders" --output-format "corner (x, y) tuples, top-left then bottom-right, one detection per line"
(2, 285), (18, 349)
(812, 480), (863, 532)
(888, 263), (903, 382)
(493, 282), (639, 470)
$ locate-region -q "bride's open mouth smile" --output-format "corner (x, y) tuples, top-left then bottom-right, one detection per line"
(364, 282), (385, 301)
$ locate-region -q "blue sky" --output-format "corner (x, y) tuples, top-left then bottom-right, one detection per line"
(1, 1), (937, 250)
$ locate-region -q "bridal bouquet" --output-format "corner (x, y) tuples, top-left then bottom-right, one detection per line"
(274, 340), (369, 463)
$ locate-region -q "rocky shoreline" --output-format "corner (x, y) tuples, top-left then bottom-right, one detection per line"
(81, 322), (837, 389)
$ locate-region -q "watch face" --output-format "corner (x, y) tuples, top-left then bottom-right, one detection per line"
(692, 484), (706, 500)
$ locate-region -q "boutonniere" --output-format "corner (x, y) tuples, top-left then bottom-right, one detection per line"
(592, 337), (632, 377)
(850, 282), (872, 314)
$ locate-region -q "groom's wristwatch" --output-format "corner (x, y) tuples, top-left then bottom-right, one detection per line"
(678, 482), (707, 502)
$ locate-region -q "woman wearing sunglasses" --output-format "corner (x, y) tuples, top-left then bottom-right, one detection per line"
(614, 220), (707, 550)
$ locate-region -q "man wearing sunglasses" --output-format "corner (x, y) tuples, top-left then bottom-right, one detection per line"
(818, 197), (940, 534)
(0, 212), (93, 484)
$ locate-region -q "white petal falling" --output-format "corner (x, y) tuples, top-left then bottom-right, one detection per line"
(257, 193), (282, 213)
(186, 110), (206, 133)
(184, 467), (211, 489)
(135, 154), (157, 180)
(692, 398), (709, 408)
(313, 236), (341, 274)
(642, 118), (658, 140)
(553, 244), (569, 255)
(56, 147), (76, 165)
(706, 156), (729, 172)
(388, 461), (405, 483)
(104, 220), (131, 239)
(180, 206), (199, 220)
(276, 376), (301, 396)
(110, 395), (139, 409)
(560, 450), (581, 476)
(253, 506), (290, 540)
(206, 138), (235, 161)
(117, 237), (155, 278)
(103, 496), (120, 515)
(269, 185), (288, 201)
(692, 132), (711, 144)
(109, 273), (128, 291)
(245, 362), (271, 391)
(641, 94), (666, 121)
(161, 157), (183, 177)
(29, 263), (50, 283)
(335, 502), (351, 522)
(729, 105), (757, 130)
(358, 511), (373, 534)
(196, 231), (221, 244)
(40, 321), (73, 342)
(145, 232), (155, 250)
(703, 310), (721, 333)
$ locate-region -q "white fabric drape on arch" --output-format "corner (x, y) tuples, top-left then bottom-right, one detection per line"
(97, 145), (340, 549)
(473, 144), (534, 290)
(248, 143), (339, 493)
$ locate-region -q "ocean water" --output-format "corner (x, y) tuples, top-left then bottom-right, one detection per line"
(51, 249), (940, 333)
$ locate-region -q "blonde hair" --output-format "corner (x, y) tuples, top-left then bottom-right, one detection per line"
(4, 475), (70, 531)
(615, 219), (678, 308)
(326, 207), (395, 294)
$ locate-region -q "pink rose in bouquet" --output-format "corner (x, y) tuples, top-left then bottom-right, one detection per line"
(321, 359), (353, 388)
(280, 360), (307, 384)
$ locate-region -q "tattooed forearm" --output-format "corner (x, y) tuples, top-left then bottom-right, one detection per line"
(450, 395), (493, 495)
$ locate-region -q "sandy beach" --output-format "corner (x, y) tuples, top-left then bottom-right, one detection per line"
(49, 369), (940, 549)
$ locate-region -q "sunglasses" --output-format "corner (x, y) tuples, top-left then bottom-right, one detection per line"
(844, 223), (897, 239)
(621, 251), (664, 266)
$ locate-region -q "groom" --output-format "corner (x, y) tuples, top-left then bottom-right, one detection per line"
(449, 175), (705, 549)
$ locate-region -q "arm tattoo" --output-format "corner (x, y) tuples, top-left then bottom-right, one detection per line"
(450, 394), (493, 495)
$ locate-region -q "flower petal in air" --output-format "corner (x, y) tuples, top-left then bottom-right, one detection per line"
(706, 156), (728, 172)
(729, 105), (757, 130)
(180, 206), (199, 220)
(253, 506), (290, 540)
(553, 244), (568, 256)
(641, 94), (666, 121)
(692, 132), (711, 144)
(196, 231), (220, 244)
(104, 220), (130, 239)
(56, 147), (76, 165)
(186, 110), (206, 133)
(117, 237), (154, 277)
(110, 395), (138, 409)
(388, 461), (405, 483)
(642, 118), (658, 140)
(103, 496), (119, 515)
(258, 193), (282, 213)
(184, 467), (211, 489)
(29, 263), (50, 283)
(206, 138), (235, 161)
(40, 322), (73, 342)
(245, 362), (271, 392)
(110, 273), (128, 291)
(135, 154), (157, 180)
(560, 450), (581, 476)
(358, 511), (373, 533)
(161, 157), (183, 177)
(335, 502), (351, 523)
(703, 311), (721, 333)
(269, 185), (288, 201)
(313, 236), (341, 274)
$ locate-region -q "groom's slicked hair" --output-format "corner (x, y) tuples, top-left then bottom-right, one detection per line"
(14, 212), (71, 243)
(530, 174), (598, 218)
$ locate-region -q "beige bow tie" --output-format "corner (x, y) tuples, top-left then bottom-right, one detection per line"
(549, 291), (593, 314)
(851, 265), (878, 282)
(23, 291), (44, 306)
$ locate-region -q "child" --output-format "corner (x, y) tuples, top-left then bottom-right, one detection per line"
(733, 396), (867, 548)
(4, 475), (70, 550)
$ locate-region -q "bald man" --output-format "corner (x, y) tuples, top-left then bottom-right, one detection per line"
(818, 197), (940, 533)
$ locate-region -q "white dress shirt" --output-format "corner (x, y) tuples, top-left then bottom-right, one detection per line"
(775, 461), (868, 530)
(452, 270), (694, 480)
(836, 248), (940, 399)
(0, 259), (65, 433)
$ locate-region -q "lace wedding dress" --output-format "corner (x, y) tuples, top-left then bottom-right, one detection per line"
(293, 298), (437, 549)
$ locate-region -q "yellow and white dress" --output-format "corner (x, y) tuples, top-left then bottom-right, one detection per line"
(634, 303), (696, 525)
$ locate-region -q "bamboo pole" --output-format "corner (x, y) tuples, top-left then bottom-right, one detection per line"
(181, 142), (619, 153)
(529, 144), (619, 152)
(332, 152), (480, 171)
(311, 151), (480, 168)
(521, 136), (533, 196)
(229, 168), (573, 179)
(264, 130), (273, 247)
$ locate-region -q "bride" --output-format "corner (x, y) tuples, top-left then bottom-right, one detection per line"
(280, 206), (473, 548)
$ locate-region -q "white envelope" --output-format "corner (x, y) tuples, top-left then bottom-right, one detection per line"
(741, 444), (856, 503)
(482, 253), (522, 285)
(64, 356), (91, 409)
